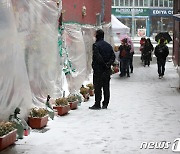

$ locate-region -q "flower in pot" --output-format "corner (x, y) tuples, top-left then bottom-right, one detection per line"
(0, 122), (16, 151)
(0, 122), (16, 137)
(29, 108), (48, 118)
(86, 83), (94, 90)
(67, 95), (79, 110)
(28, 107), (49, 129)
(55, 97), (69, 106)
(86, 83), (94, 96)
(54, 97), (70, 116)
(80, 85), (89, 101)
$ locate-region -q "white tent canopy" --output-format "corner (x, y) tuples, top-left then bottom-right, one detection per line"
(111, 14), (130, 35)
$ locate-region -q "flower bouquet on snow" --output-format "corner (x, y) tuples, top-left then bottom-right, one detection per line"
(28, 107), (49, 129)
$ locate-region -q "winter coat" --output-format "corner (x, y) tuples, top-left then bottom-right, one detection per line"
(92, 39), (115, 75)
(154, 44), (169, 61)
(140, 40), (145, 52)
(119, 44), (131, 59)
(143, 43), (154, 57)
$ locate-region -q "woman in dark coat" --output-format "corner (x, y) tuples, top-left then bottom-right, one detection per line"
(142, 38), (154, 67)
(154, 37), (169, 79)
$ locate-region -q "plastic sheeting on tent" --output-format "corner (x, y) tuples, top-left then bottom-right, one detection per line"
(111, 15), (130, 34)
(61, 23), (112, 95)
(0, 0), (113, 121)
(111, 15), (130, 45)
(0, 0), (62, 121)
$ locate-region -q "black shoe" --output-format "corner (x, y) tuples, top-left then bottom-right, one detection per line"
(102, 106), (107, 109)
(89, 105), (101, 110)
(119, 73), (124, 77)
(127, 74), (130, 77)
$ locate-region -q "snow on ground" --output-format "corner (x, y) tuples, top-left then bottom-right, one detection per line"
(1, 57), (180, 154)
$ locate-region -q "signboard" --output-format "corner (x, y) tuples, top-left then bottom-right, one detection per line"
(137, 29), (146, 37)
(150, 9), (173, 16)
(112, 8), (149, 16)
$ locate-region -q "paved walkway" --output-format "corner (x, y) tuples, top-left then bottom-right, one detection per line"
(1, 57), (180, 154)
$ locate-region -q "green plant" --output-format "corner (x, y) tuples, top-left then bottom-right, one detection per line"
(67, 95), (78, 102)
(86, 83), (94, 90)
(55, 97), (68, 106)
(29, 107), (48, 118)
(0, 122), (15, 137)
(80, 85), (89, 95)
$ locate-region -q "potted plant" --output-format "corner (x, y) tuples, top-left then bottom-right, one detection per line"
(80, 85), (89, 101)
(54, 97), (70, 116)
(67, 95), (79, 110)
(28, 107), (49, 129)
(86, 83), (94, 96)
(0, 122), (17, 151)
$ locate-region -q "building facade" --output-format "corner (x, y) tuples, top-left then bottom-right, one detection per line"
(62, 0), (112, 25)
(173, 0), (180, 67)
(112, 0), (173, 37)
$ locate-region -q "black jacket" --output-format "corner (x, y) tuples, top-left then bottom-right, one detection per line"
(119, 44), (131, 59)
(154, 44), (169, 61)
(92, 39), (115, 75)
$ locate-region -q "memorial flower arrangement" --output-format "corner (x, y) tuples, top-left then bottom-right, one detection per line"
(86, 83), (94, 90)
(55, 97), (69, 106)
(29, 107), (48, 118)
(0, 122), (15, 137)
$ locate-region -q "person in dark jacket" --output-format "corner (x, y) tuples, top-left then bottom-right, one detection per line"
(118, 38), (131, 77)
(142, 38), (154, 67)
(89, 29), (115, 110)
(154, 37), (169, 79)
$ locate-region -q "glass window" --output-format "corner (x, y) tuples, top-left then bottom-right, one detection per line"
(115, 0), (119, 6)
(169, 0), (173, 7)
(112, 0), (115, 6)
(120, 0), (124, 6)
(159, 0), (163, 7)
(150, 0), (153, 6)
(155, 0), (158, 6)
(125, 0), (129, 6)
(144, 0), (148, 6)
(135, 0), (138, 6)
(164, 0), (168, 7)
(130, 0), (133, 6)
(139, 0), (143, 6)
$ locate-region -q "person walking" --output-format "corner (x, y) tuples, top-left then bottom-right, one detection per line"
(142, 38), (154, 67)
(89, 29), (115, 110)
(139, 37), (146, 63)
(119, 38), (131, 77)
(128, 39), (134, 73)
(154, 37), (169, 79)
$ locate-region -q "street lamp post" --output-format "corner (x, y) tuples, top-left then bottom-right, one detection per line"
(132, 0), (135, 39)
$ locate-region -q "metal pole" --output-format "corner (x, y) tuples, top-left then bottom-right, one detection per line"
(132, 0), (135, 39)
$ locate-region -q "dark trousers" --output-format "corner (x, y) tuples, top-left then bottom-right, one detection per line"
(129, 56), (133, 72)
(121, 58), (130, 76)
(143, 55), (150, 66)
(93, 73), (110, 107)
(157, 59), (166, 76)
